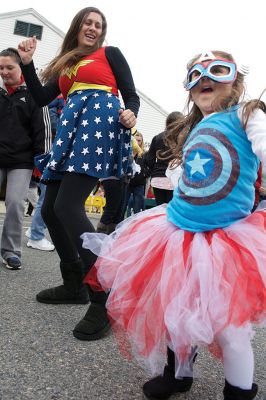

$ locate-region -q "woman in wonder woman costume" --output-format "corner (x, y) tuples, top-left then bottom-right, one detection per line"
(17, 7), (139, 341)
(82, 50), (266, 400)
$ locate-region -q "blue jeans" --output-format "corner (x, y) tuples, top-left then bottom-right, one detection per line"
(30, 183), (47, 240)
(125, 185), (145, 217)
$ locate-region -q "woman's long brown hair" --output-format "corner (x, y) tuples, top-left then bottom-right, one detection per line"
(41, 7), (107, 82)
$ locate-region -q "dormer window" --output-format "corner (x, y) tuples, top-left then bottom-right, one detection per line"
(14, 20), (43, 40)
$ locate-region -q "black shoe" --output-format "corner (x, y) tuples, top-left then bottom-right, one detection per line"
(73, 302), (111, 340)
(36, 260), (89, 304)
(3, 256), (22, 270)
(223, 380), (258, 400)
(143, 366), (193, 400)
(36, 285), (89, 304)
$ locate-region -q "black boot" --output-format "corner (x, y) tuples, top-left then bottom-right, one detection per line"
(73, 285), (111, 340)
(223, 380), (258, 399)
(96, 221), (117, 234)
(36, 260), (89, 304)
(142, 348), (194, 399)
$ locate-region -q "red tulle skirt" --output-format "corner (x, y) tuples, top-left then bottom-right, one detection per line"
(82, 205), (266, 375)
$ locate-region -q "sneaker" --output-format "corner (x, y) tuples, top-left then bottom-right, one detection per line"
(25, 228), (31, 238)
(27, 238), (55, 252)
(3, 256), (22, 270)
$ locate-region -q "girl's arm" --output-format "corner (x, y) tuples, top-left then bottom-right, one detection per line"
(106, 46), (140, 128)
(242, 108), (266, 188)
(21, 61), (60, 106)
(18, 36), (60, 106)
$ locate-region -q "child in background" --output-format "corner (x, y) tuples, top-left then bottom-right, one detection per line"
(82, 50), (266, 400)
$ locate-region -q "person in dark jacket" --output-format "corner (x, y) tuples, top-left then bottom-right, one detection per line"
(144, 111), (183, 205)
(123, 130), (146, 217)
(0, 47), (52, 270)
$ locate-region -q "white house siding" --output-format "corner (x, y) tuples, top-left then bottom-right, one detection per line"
(0, 8), (168, 147)
(136, 89), (168, 146)
(0, 9), (64, 70)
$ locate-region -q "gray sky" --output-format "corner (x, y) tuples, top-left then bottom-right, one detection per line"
(2, 0), (266, 112)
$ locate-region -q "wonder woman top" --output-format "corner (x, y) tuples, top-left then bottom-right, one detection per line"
(20, 46), (140, 116)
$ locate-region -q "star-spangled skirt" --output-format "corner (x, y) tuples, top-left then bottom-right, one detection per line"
(36, 89), (132, 181)
(81, 205), (266, 376)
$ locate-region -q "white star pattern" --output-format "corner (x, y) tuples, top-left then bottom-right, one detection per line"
(82, 107), (88, 114)
(106, 163), (109, 170)
(81, 96), (88, 101)
(120, 128), (124, 134)
(108, 147), (114, 155)
(56, 138), (63, 146)
(108, 116), (114, 124)
(81, 147), (89, 155)
(95, 163), (102, 171)
(109, 131), (115, 140)
(82, 133), (89, 141)
(107, 102), (113, 109)
(94, 117), (101, 124)
(187, 152), (211, 177)
(94, 103), (100, 110)
(107, 93), (112, 98)
(81, 120), (89, 127)
(62, 119), (68, 126)
(69, 103), (75, 109)
(95, 147), (103, 156)
(77, 91), (83, 94)
(73, 112), (78, 118)
(95, 131), (103, 139)
(82, 163), (89, 171)
(68, 132), (73, 139)
(50, 160), (57, 168)
(93, 93), (99, 98)
(69, 151), (75, 158)
(122, 156), (128, 163)
(125, 142), (130, 150)
(67, 165), (75, 172)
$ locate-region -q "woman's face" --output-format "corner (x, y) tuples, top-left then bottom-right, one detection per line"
(190, 58), (234, 116)
(135, 135), (143, 147)
(0, 56), (22, 87)
(77, 12), (103, 49)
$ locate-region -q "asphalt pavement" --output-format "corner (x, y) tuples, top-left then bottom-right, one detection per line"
(0, 210), (265, 400)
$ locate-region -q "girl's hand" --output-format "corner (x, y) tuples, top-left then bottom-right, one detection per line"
(119, 109), (136, 129)
(18, 36), (37, 65)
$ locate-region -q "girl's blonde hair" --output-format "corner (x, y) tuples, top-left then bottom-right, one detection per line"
(165, 50), (266, 165)
(41, 7), (107, 82)
(133, 131), (145, 154)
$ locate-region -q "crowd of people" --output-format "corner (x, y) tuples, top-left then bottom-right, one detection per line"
(0, 6), (265, 400)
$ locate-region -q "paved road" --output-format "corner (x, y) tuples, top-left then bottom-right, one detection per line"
(0, 213), (265, 400)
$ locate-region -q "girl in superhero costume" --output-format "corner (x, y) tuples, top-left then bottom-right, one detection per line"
(17, 7), (139, 341)
(81, 50), (266, 400)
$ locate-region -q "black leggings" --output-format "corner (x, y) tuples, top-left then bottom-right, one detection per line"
(153, 187), (173, 205)
(100, 179), (125, 225)
(41, 173), (98, 271)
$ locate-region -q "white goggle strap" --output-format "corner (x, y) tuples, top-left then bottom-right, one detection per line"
(198, 51), (250, 76)
(237, 64), (249, 75)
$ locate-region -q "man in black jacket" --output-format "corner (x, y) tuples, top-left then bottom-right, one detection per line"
(0, 48), (52, 269)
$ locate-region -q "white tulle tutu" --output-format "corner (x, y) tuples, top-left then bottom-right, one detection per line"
(82, 205), (266, 375)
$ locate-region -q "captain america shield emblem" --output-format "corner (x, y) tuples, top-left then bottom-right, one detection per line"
(178, 128), (240, 205)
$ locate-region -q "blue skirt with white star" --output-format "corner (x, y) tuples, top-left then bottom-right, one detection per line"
(38, 89), (132, 182)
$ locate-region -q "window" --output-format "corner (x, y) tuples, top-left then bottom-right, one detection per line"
(14, 20), (43, 40)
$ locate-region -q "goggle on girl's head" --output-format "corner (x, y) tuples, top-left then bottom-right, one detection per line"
(184, 51), (249, 91)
